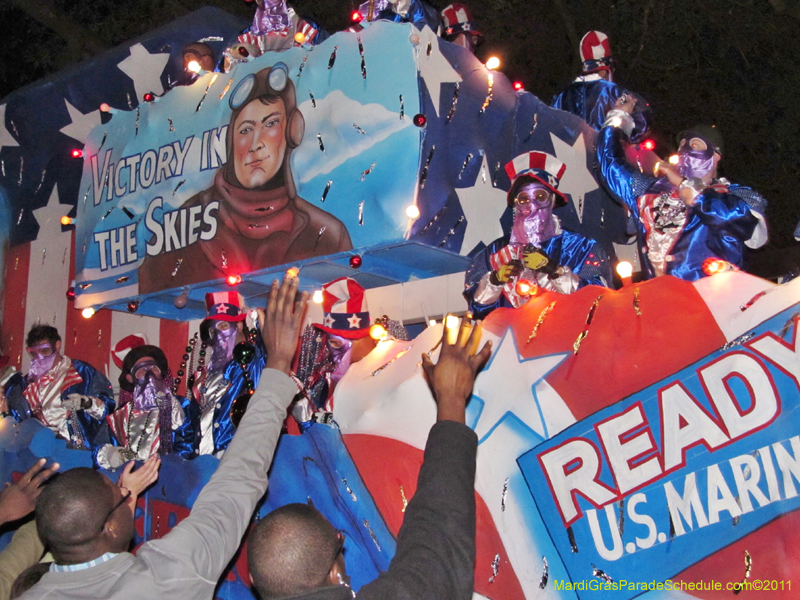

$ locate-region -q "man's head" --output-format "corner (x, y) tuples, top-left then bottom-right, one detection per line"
(441, 4), (483, 54)
(676, 125), (723, 183)
(183, 42), (216, 73)
(36, 468), (134, 564)
(504, 151), (567, 245)
(225, 63), (304, 194)
(26, 325), (62, 381)
(118, 345), (169, 393)
(580, 31), (615, 79)
(249, 503), (346, 598)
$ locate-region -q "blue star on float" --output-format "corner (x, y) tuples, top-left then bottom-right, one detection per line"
(468, 328), (569, 444)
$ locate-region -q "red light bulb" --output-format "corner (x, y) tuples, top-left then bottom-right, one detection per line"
(641, 139), (656, 151)
(413, 114), (427, 127)
(226, 274), (242, 286)
(702, 257), (730, 276)
(349, 255), (362, 268)
(513, 81), (524, 91)
(515, 279), (537, 296)
(351, 10), (362, 21)
(71, 149), (83, 159)
(143, 93), (155, 102)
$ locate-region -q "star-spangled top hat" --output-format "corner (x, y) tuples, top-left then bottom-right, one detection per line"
(314, 277), (371, 339)
(441, 3), (483, 39)
(580, 30), (614, 75)
(504, 151), (568, 208)
(205, 291), (248, 322)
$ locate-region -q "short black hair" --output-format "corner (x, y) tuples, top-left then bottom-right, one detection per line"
(248, 504), (340, 598)
(36, 468), (114, 556)
(118, 344), (169, 392)
(10, 562), (51, 599)
(26, 325), (60, 348)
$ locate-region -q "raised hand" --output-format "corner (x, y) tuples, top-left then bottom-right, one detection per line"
(0, 458), (60, 524)
(421, 317), (492, 424)
(260, 275), (308, 375)
(118, 455), (161, 514)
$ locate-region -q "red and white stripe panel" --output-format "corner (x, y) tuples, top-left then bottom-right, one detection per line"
(504, 151), (565, 184)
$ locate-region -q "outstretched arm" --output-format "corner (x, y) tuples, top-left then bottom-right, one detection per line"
(139, 276), (307, 584)
(358, 318), (491, 600)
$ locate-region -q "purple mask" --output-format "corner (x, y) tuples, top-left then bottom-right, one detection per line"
(252, 0), (291, 35)
(28, 353), (59, 382)
(327, 335), (353, 384)
(209, 324), (238, 372)
(510, 184), (557, 246)
(677, 140), (716, 179)
(133, 373), (166, 412)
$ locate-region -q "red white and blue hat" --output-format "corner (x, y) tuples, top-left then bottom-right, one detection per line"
(314, 277), (371, 339)
(205, 291), (247, 322)
(580, 30), (614, 74)
(505, 151), (568, 208)
(441, 3), (483, 39)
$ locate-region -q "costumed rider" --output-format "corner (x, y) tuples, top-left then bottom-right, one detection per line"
(440, 3), (483, 54)
(348, 0), (441, 33)
(464, 151), (611, 320)
(238, 0), (328, 54)
(293, 277), (407, 430)
(596, 98), (768, 280)
(96, 345), (199, 470)
(192, 291), (267, 456)
(3, 325), (114, 451)
(552, 31), (651, 143)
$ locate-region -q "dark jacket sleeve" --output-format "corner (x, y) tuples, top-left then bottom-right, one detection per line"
(356, 421), (478, 600)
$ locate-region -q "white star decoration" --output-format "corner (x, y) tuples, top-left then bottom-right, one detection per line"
(215, 305), (229, 315)
(457, 153), (507, 256)
(32, 185), (71, 236)
(550, 132), (598, 223)
(0, 104), (19, 149)
(347, 314), (362, 329)
(60, 100), (102, 145)
(324, 314), (335, 328)
(471, 329), (570, 443)
(117, 43), (171, 101)
(415, 26), (461, 118)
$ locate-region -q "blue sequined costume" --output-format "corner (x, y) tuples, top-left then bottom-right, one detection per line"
(552, 76), (651, 143)
(194, 338), (267, 455)
(464, 231), (611, 320)
(596, 126), (768, 281)
(4, 357), (115, 451)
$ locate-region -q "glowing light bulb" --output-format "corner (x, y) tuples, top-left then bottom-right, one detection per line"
(286, 266), (300, 279)
(428, 319), (436, 327)
(702, 257), (731, 276)
(71, 149), (83, 159)
(668, 154), (680, 165)
(351, 10), (362, 21)
(406, 205), (420, 219)
(515, 279), (536, 296)
(312, 290), (324, 304)
(99, 103), (111, 112)
(641, 139), (656, 151)
(370, 323), (388, 340)
(616, 261), (633, 278)
(513, 81), (524, 91)
(187, 60), (202, 74)
(226, 274), (242, 286)
(294, 32), (306, 44)
(81, 307), (95, 319)
(485, 56), (501, 70)
(60, 216), (73, 226)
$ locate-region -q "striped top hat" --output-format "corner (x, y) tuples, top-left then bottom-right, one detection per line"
(205, 291), (247, 322)
(314, 277), (371, 339)
(580, 30), (614, 74)
(441, 3), (482, 39)
(505, 151), (568, 208)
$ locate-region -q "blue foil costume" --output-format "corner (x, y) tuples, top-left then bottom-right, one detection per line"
(4, 358), (115, 451)
(464, 232), (611, 320)
(96, 393), (200, 464)
(552, 76), (651, 143)
(596, 126), (767, 281)
(195, 338), (267, 455)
